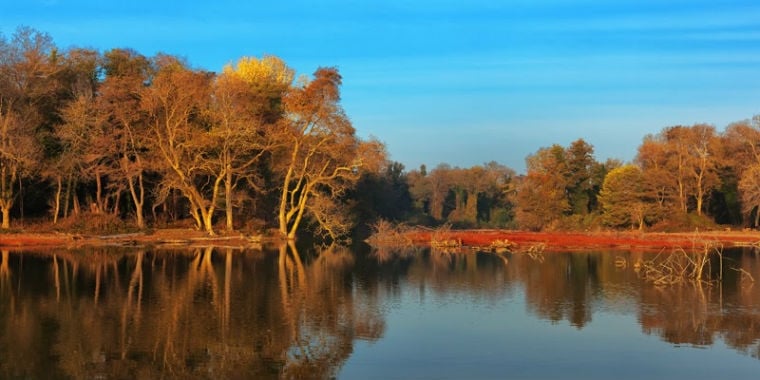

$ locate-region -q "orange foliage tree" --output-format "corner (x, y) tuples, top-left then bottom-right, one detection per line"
(141, 56), (221, 234)
(0, 28), (51, 229)
(274, 68), (384, 240)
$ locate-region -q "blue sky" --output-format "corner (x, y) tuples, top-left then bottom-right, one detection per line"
(4, 0), (760, 173)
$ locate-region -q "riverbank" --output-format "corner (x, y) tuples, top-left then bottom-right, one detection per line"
(403, 229), (760, 252)
(3, 228), (760, 251)
(0, 229), (265, 249)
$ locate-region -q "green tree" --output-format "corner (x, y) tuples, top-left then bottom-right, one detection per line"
(599, 165), (653, 230)
(565, 139), (595, 215)
(353, 161), (413, 224)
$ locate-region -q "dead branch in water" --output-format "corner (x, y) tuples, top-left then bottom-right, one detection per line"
(731, 267), (756, 283)
(639, 241), (723, 286)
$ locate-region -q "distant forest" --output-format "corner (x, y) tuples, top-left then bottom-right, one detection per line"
(2, 27), (760, 240)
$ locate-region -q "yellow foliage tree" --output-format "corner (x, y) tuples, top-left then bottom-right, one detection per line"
(222, 55), (294, 91)
(211, 56), (294, 230)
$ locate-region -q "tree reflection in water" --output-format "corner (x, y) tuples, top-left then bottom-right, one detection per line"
(1, 247), (759, 378)
(0, 244), (385, 379)
(365, 248), (760, 361)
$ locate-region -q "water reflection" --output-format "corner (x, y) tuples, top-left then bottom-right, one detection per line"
(1, 246), (759, 378)
(0, 245), (384, 379)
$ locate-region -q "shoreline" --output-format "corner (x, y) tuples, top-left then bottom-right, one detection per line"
(0, 229), (266, 250)
(3, 228), (760, 251)
(404, 229), (760, 252)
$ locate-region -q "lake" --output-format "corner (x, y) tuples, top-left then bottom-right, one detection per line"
(1, 244), (759, 379)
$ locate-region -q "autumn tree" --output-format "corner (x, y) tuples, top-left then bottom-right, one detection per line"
(738, 164), (760, 227)
(212, 56), (293, 230)
(723, 119), (760, 226)
(477, 161), (516, 226)
(406, 164), (435, 223)
(141, 55), (222, 234)
(97, 48), (153, 228)
(515, 144), (569, 230)
(445, 167), (478, 225)
(274, 67), (384, 240)
(686, 124), (722, 216)
(635, 135), (676, 215)
(723, 118), (760, 167)
(667, 127), (691, 213)
(52, 48), (108, 221)
(0, 28), (53, 228)
(444, 162), (515, 227)
(424, 164), (453, 221)
(636, 125), (722, 218)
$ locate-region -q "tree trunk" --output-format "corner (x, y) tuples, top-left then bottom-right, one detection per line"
(127, 174), (145, 229)
(73, 195), (81, 216)
(1, 207), (9, 229)
(431, 192), (444, 221)
(111, 191), (120, 216)
(225, 169), (233, 231)
(188, 202), (202, 230)
(63, 174), (73, 218)
(136, 174), (145, 228)
(53, 175), (62, 224)
(696, 190), (704, 216)
(695, 171), (704, 216)
(287, 197), (307, 240)
(135, 205), (145, 229)
(95, 172), (103, 213)
(202, 207), (215, 236)
(279, 145), (299, 238)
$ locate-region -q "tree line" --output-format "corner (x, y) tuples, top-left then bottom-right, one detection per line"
(1, 27), (383, 239)
(381, 122), (760, 232)
(390, 119), (760, 232)
(3, 27), (760, 237)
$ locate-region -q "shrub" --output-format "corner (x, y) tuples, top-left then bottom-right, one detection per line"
(54, 212), (135, 235)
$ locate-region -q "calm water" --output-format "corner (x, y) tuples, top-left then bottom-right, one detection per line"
(1, 244), (759, 379)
